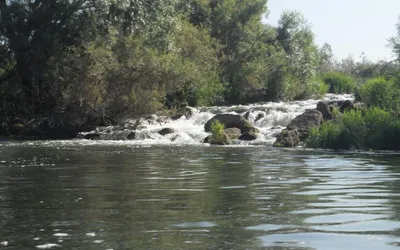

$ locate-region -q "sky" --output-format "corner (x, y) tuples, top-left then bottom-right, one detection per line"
(263, 0), (400, 62)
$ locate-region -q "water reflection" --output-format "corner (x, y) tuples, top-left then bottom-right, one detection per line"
(0, 143), (400, 249)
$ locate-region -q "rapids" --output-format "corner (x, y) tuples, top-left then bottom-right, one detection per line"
(111, 93), (353, 146)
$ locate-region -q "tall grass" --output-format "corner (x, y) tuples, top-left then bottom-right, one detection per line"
(306, 108), (400, 150)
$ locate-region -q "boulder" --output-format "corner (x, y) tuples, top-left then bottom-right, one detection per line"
(327, 100), (345, 107)
(204, 114), (257, 134)
(239, 132), (257, 141)
(243, 111), (250, 120)
(158, 128), (175, 136)
(287, 109), (323, 139)
(255, 113), (264, 122)
(204, 132), (232, 145)
(171, 107), (194, 120)
(316, 101), (333, 120)
(273, 129), (300, 147)
(340, 100), (354, 113)
(224, 128), (241, 140)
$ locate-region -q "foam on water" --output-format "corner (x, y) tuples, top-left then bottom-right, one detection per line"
(35, 243), (61, 249)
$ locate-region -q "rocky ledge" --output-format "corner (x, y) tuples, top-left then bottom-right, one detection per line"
(273, 99), (357, 147)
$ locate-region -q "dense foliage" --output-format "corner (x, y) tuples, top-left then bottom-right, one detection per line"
(321, 72), (355, 94)
(307, 108), (400, 150)
(0, 0), (330, 136)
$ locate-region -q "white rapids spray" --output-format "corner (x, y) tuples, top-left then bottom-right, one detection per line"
(86, 93), (352, 146)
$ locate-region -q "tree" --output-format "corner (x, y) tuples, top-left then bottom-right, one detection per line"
(389, 16), (400, 63)
(316, 43), (334, 74)
(270, 11), (318, 100)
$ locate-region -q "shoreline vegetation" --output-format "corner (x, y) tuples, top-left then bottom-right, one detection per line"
(1, 1), (400, 150)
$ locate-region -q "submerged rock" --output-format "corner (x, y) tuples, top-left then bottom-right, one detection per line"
(204, 114), (257, 134)
(158, 128), (175, 136)
(273, 129), (300, 147)
(82, 130), (136, 140)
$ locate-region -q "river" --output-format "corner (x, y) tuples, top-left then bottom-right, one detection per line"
(1, 94), (400, 250)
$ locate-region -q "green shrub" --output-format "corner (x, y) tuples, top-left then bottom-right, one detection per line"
(301, 77), (329, 99)
(306, 121), (344, 149)
(322, 72), (356, 94)
(210, 120), (225, 141)
(306, 107), (400, 150)
(358, 77), (398, 110)
(307, 110), (365, 150)
(340, 110), (366, 149)
(363, 107), (391, 149)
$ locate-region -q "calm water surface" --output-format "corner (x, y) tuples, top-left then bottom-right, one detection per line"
(1, 141), (400, 249)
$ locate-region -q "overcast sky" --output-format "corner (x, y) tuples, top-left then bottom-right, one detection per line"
(263, 0), (400, 62)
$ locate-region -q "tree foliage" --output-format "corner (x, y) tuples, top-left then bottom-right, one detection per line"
(0, 0), (329, 136)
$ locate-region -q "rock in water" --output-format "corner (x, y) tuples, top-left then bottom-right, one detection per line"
(158, 128), (175, 136)
(239, 132), (258, 141)
(316, 101), (333, 120)
(255, 113), (265, 122)
(287, 109), (323, 139)
(204, 114), (257, 134)
(224, 128), (241, 140)
(273, 129), (300, 147)
(204, 132), (232, 145)
(171, 107), (194, 120)
(273, 109), (323, 147)
(340, 100), (354, 113)
(83, 130), (135, 140)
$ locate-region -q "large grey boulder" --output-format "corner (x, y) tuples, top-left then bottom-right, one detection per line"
(273, 109), (323, 148)
(316, 101), (333, 120)
(204, 114), (257, 134)
(287, 109), (323, 139)
(273, 129), (300, 147)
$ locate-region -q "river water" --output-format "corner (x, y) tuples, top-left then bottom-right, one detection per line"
(1, 94), (400, 250)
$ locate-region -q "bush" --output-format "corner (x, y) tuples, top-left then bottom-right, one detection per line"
(340, 110), (366, 149)
(322, 72), (356, 94)
(210, 120), (225, 142)
(305, 78), (329, 99)
(307, 121), (344, 149)
(306, 107), (400, 150)
(358, 77), (400, 111)
(363, 107), (391, 149)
